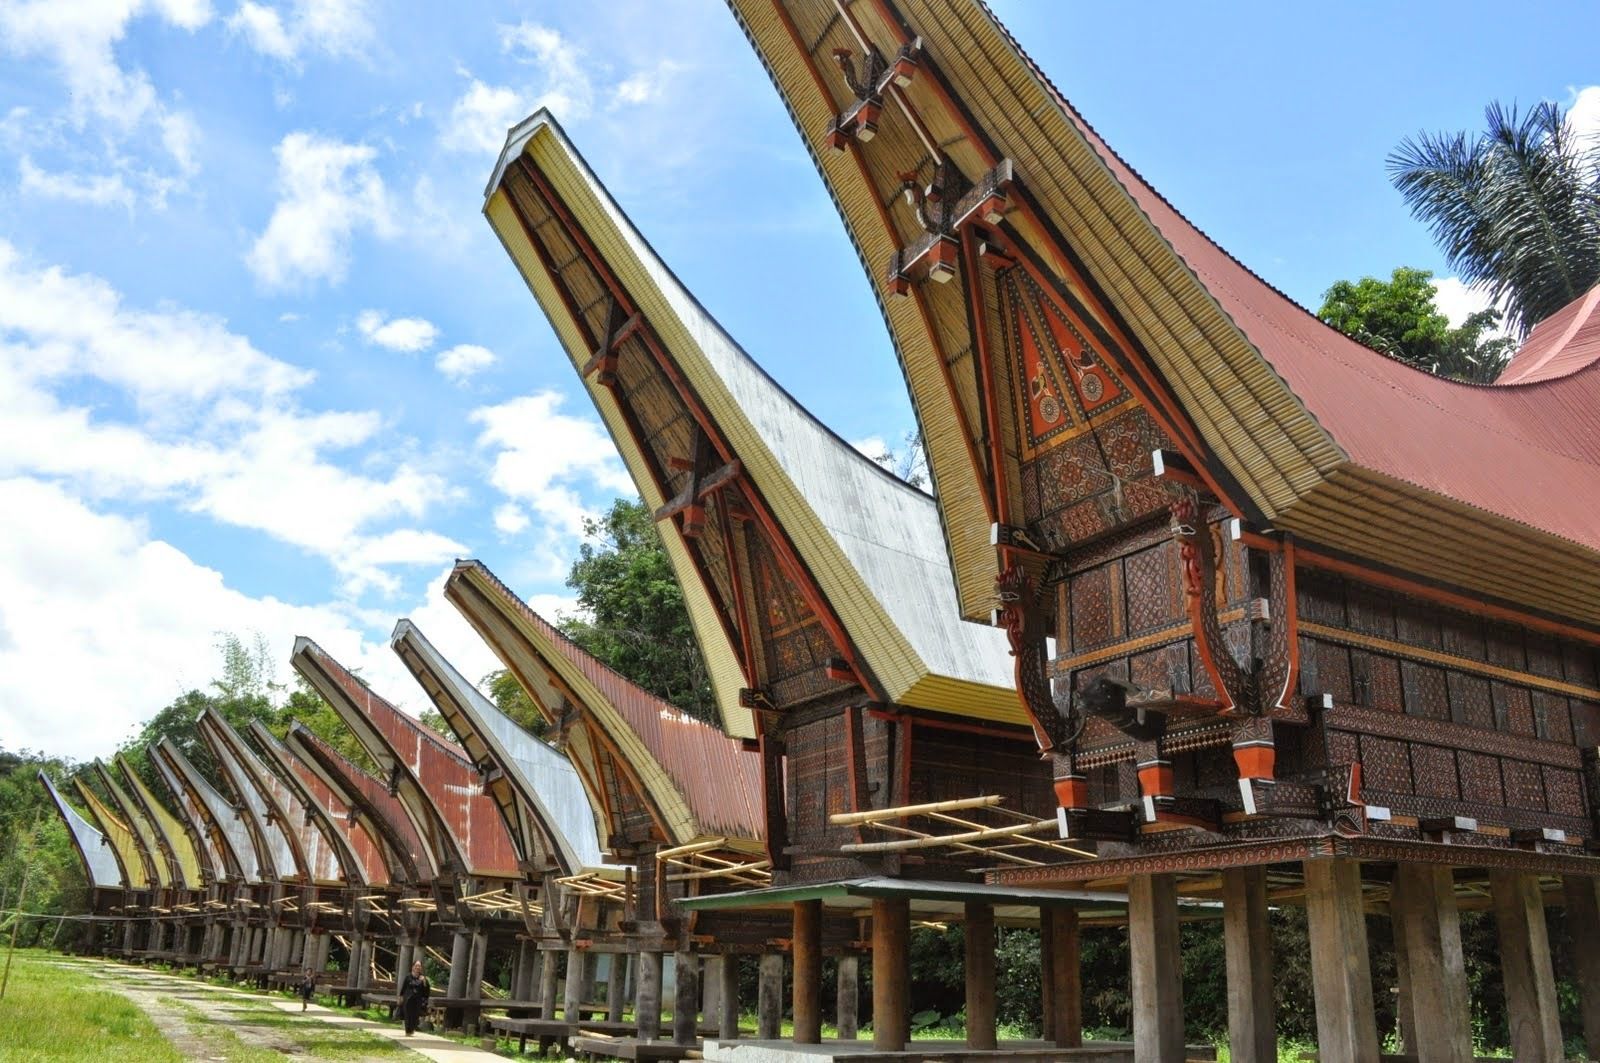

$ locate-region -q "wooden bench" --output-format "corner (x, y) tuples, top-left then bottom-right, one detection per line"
(571, 1034), (698, 1061)
(488, 1017), (575, 1055)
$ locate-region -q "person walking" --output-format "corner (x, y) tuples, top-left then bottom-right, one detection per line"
(399, 960), (431, 1037)
(297, 968), (316, 1011)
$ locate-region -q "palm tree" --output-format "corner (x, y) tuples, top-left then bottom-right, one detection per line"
(1388, 100), (1600, 336)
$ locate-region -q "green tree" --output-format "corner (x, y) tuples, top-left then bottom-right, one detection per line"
(560, 498), (715, 723)
(1317, 266), (1516, 382)
(486, 670), (548, 739)
(1389, 100), (1600, 336)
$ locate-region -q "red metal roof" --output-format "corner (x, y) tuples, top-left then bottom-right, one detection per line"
(287, 724), (431, 884)
(986, 3), (1600, 555)
(308, 642), (521, 878)
(457, 562), (765, 842)
(1498, 284), (1600, 384)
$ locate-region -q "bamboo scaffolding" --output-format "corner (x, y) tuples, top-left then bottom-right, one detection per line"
(831, 794), (1094, 865)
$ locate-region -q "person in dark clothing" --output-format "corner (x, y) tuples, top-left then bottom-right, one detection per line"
(399, 960), (430, 1036)
(297, 969), (316, 1011)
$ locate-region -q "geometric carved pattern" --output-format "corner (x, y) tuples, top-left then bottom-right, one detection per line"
(1501, 759), (1546, 811)
(1543, 766), (1586, 818)
(1401, 661), (1450, 720)
(1448, 673), (1495, 730)
(1359, 734), (1412, 793)
(1457, 751), (1504, 805)
(1409, 744), (1459, 800)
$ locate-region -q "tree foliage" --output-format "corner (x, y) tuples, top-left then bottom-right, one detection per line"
(1317, 266), (1516, 382)
(1389, 100), (1600, 336)
(560, 498), (716, 723)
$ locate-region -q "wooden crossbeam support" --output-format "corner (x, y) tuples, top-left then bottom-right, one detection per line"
(579, 297), (642, 388)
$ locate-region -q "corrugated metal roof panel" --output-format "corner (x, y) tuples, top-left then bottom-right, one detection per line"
(92, 762), (168, 889)
(248, 721), (390, 887)
(449, 561), (765, 845)
(154, 738), (262, 882)
(73, 778), (152, 889)
(39, 772), (124, 890)
(285, 723), (430, 885)
(290, 637), (520, 879)
(1498, 284), (1600, 384)
(115, 756), (204, 890)
(391, 619), (608, 875)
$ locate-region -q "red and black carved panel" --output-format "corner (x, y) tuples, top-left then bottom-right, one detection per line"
(1447, 673), (1495, 730)
(1543, 766), (1586, 819)
(1502, 759), (1546, 811)
(1532, 691), (1573, 744)
(1348, 587), (1395, 639)
(1409, 744), (1460, 800)
(1300, 637), (1353, 703)
(1296, 571), (1346, 627)
(1396, 601), (1441, 650)
(1526, 634), (1565, 681)
(1440, 612), (1487, 661)
(1359, 735), (1412, 793)
(1493, 683), (1536, 736)
(1354, 651), (1404, 712)
(1485, 623), (1526, 671)
(1401, 661), (1450, 721)
(1123, 542), (1180, 634)
(1067, 565), (1116, 651)
(1457, 751), (1504, 805)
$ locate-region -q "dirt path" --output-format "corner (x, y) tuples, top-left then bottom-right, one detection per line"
(75, 960), (501, 1062)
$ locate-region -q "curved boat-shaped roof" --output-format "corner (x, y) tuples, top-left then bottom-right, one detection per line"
(114, 756), (205, 889)
(38, 772), (124, 890)
(446, 561), (764, 849)
(90, 762), (168, 890)
(248, 721), (390, 887)
(1498, 283), (1600, 385)
(152, 738), (260, 883)
(390, 619), (606, 877)
(724, 0), (1600, 631)
(285, 722), (429, 885)
(289, 637), (519, 880)
(482, 112), (1017, 730)
(73, 777), (153, 890)
(195, 711), (304, 882)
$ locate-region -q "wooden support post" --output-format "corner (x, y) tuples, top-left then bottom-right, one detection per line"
(1046, 904), (1082, 1048)
(511, 939), (531, 1000)
(1222, 867), (1275, 1063)
(539, 946), (561, 1020)
(872, 897), (910, 1051)
(792, 900), (822, 1044)
(1038, 907), (1055, 1043)
(395, 939), (415, 985)
(1392, 902), (1416, 1054)
(635, 951), (662, 1041)
(1563, 876), (1600, 1060)
(446, 930), (471, 1000)
(1490, 870), (1563, 1062)
(965, 902), (997, 1050)
(563, 949), (587, 1020)
(1304, 859), (1379, 1063)
(313, 933), (331, 972)
(1128, 873), (1184, 1063)
(607, 953), (627, 1022)
(672, 951), (699, 1047)
(757, 953), (783, 1040)
(1393, 864), (1471, 1063)
(835, 955), (859, 1040)
(702, 956), (724, 1031)
(720, 953), (741, 1039)
(468, 930), (489, 1002)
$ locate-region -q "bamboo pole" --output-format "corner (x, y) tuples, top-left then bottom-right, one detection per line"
(829, 794), (1003, 825)
(1, 818), (40, 1001)
(841, 817), (1056, 853)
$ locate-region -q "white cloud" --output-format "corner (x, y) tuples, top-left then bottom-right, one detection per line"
(0, 0), (212, 203)
(356, 309), (439, 352)
(246, 132), (395, 290)
(492, 502), (529, 535)
(1432, 276), (1507, 332)
(0, 240), (458, 596)
(227, 0), (372, 65)
(1567, 85), (1600, 148)
(18, 157), (135, 209)
(441, 78), (531, 156)
(471, 391), (633, 576)
(613, 60), (682, 108)
(435, 343), (496, 382)
(0, 481), (492, 760)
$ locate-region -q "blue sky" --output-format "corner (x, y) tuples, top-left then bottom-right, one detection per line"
(1, 0), (1595, 759)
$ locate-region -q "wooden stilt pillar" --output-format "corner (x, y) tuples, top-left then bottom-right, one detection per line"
(1222, 867), (1275, 1063)
(395, 939), (415, 985)
(635, 951), (662, 1041)
(446, 930), (470, 999)
(607, 953), (628, 1022)
(757, 953), (783, 1040)
(702, 956), (724, 1032)
(719, 953), (741, 1039)
(467, 930), (488, 1002)
(539, 947), (560, 1021)
(1038, 907), (1055, 1043)
(835, 955), (859, 1040)
(1393, 864), (1471, 1063)
(511, 939), (531, 1000)
(1563, 876), (1600, 1060)
(1046, 904), (1082, 1048)
(872, 897), (910, 1052)
(964, 902), (997, 1050)
(1392, 902), (1416, 1054)
(563, 949), (587, 1020)
(1304, 859), (1379, 1063)
(1128, 873), (1183, 1063)
(1490, 870), (1562, 1063)
(672, 951), (699, 1047)
(792, 900), (822, 1044)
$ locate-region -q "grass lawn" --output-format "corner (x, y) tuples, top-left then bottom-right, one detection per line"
(0, 950), (183, 1062)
